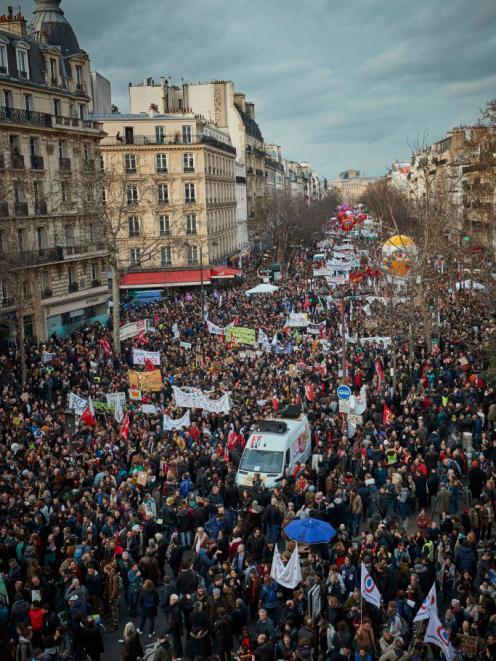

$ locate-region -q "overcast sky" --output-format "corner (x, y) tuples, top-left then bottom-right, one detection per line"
(61, 0), (496, 180)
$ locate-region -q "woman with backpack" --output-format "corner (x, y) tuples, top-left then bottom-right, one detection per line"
(138, 579), (159, 637)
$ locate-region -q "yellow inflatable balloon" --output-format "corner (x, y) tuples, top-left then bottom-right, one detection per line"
(382, 234), (417, 277)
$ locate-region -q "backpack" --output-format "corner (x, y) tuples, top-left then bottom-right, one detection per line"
(142, 589), (156, 609)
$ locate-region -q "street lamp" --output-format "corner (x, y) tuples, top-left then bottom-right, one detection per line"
(195, 237), (218, 322)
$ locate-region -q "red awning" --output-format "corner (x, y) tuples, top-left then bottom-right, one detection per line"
(210, 266), (242, 279)
(120, 269), (212, 289)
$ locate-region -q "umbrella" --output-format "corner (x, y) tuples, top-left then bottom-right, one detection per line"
(284, 517), (336, 544)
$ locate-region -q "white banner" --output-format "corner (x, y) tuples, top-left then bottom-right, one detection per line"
(141, 404), (159, 415)
(180, 341), (192, 349)
(359, 336), (392, 347)
(105, 392), (126, 408)
(285, 313), (309, 327)
(361, 562), (381, 608)
(172, 385), (231, 414)
(207, 320), (225, 335)
(68, 392), (88, 417)
(42, 351), (55, 363)
(163, 410), (191, 431)
(132, 349), (160, 365)
(270, 544), (302, 589)
(119, 319), (148, 341)
(307, 321), (325, 335)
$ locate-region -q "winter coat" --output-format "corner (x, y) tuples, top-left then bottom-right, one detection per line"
(213, 617), (233, 655)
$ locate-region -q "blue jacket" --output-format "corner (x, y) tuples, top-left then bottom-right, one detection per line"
(455, 546), (476, 572)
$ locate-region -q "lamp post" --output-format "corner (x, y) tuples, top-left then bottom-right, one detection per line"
(195, 237), (218, 322)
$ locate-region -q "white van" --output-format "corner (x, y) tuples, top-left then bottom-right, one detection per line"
(235, 414), (311, 490)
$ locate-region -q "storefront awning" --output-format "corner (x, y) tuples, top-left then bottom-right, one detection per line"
(120, 269), (212, 289)
(210, 266), (242, 279)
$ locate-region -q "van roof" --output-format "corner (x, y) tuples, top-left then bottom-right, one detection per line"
(254, 415), (308, 437)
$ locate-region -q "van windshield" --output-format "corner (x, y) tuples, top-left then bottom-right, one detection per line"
(240, 449), (284, 474)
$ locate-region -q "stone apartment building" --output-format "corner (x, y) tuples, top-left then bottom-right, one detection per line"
(331, 169), (379, 203)
(97, 110), (237, 289)
(0, 1), (108, 340)
(407, 126), (496, 253)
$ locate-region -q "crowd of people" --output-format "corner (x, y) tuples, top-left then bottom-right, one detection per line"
(0, 217), (495, 661)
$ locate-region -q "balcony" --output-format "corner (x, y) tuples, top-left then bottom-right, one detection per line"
(11, 153), (25, 169)
(101, 133), (237, 155)
(186, 228), (197, 235)
(41, 288), (53, 299)
(59, 157), (71, 171)
(156, 166), (168, 174)
(14, 202), (28, 216)
(68, 282), (79, 292)
(0, 202), (8, 217)
(63, 242), (107, 259)
(34, 200), (48, 216)
(75, 82), (86, 94)
(50, 77), (58, 86)
(184, 197), (196, 205)
(183, 166), (195, 173)
(53, 115), (101, 131)
(247, 167), (254, 175)
(91, 279), (101, 288)
(0, 106), (52, 128)
(21, 247), (63, 265)
(31, 155), (44, 170)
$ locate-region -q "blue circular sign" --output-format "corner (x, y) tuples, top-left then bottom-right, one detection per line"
(337, 384), (352, 400)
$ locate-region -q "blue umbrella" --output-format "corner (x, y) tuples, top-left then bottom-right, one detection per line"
(284, 517), (336, 544)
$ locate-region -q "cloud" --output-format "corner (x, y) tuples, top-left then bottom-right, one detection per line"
(55, 0), (496, 178)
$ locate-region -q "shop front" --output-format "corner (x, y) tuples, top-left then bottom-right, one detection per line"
(44, 290), (110, 339)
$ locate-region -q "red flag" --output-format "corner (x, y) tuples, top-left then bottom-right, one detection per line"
(375, 359), (385, 394)
(136, 330), (148, 346)
(272, 395), (279, 411)
(154, 312), (159, 327)
(99, 338), (112, 355)
(81, 397), (96, 427)
(120, 413), (130, 439)
(144, 358), (155, 372)
(383, 404), (394, 425)
(304, 296), (310, 312)
(305, 384), (315, 401)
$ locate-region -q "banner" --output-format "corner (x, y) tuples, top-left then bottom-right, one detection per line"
(172, 385), (231, 413)
(105, 392), (126, 408)
(285, 313), (309, 327)
(424, 612), (453, 661)
(361, 562), (381, 608)
(163, 410), (191, 431)
(42, 351), (55, 363)
(414, 583), (437, 623)
(128, 369), (163, 392)
(180, 341), (192, 349)
(207, 320), (226, 336)
(258, 328), (271, 348)
(132, 349), (160, 366)
(270, 544), (302, 589)
(68, 392), (88, 417)
(141, 404), (158, 415)
(128, 388), (142, 401)
(307, 321), (326, 336)
(119, 319), (148, 341)
(225, 326), (257, 346)
(360, 336), (392, 347)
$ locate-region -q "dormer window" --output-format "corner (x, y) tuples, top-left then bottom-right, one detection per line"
(0, 38), (8, 76)
(16, 48), (29, 80)
(49, 59), (58, 86)
(75, 65), (83, 91)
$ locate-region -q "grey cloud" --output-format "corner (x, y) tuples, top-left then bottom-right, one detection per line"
(58, 0), (496, 178)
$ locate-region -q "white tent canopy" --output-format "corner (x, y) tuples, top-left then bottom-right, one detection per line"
(245, 283), (279, 295)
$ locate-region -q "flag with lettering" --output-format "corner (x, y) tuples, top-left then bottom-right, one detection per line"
(360, 562), (381, 608)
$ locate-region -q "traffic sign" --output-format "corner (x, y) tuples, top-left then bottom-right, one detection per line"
(337, 384), (352, 400)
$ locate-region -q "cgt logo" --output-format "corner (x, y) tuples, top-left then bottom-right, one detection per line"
(437, 625), (449, 644)
(363, 573), (375, 593)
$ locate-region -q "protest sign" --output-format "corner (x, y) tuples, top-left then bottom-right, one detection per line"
(128, 388), (142, 401)
(128, 369), (163, 392)
(163, 410), (191, 431)
(285, 313), (309, 327)
(172, 385), (231, 413)
(225, 326), (257, 346)
(132, 349), (160, 366)
(68, 392), (88, 416)
(180, 341), (192, 349)
(119, 319), (148, 341)
(105, 392), (126, 409)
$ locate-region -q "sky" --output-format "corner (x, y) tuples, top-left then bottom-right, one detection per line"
(55, 0), (496, 180)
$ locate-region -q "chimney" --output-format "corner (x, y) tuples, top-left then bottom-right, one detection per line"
(234, 93), (246, 113)
(246, 102), (255, 120)
(0, 7), (27, 36)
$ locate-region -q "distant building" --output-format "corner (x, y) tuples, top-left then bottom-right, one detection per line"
(91, 71), (112, 114)
(331, 170), (379, 203)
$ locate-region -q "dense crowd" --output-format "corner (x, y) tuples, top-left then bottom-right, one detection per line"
(0, 223), (496, 661)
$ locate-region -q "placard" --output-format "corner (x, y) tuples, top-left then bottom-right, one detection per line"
(119, 319), (148, 341)
(128, 369), (163, 392)
(225, 326), (257, 346)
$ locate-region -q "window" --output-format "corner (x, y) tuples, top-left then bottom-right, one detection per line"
(83, 143), (92, 160)
(75, 65), (83, 89)
(79, 104), (85, 120)
(184, 182), (196, 203)
(58, 140), (67, 159)
(88, 223), (95, 243)
(68, 266), (75, 286)
(65, 225), (74, 246)
(61, 181), (69, 203)
(125, 153), (136, 173)
(17, 228), (26, 251)
(49, 58), (57, 85)
(33, 180), (42, 203)
(187, 245), (198, 265)
(53, 99), (61, 116)
(16, 48), (29, 79)
(183, 152), (194, 172)
(161, 247), (172, 267)
(155, 126), (165, 144)
(37, 227), (47, 250)
(3, 90), (12, 109)
(186, 213), (197, 235)
(91, 262), (100, 282)
(128, 216), (140, 237)
(156, 153), (167, 173)
(126, 185), (138, 206)
(24, 94), (32, 112)
(0, 280), (9, 305)
(182, 125), (192, 144)
(157, 183), (168, 204)
(0, 43), (8, 75)
(130, 248), (141, 265)
(40, 270), (50, 292)
(159, 215), (170, 236)
(101, 187), (107, 205)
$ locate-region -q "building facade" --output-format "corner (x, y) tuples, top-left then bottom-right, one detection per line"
(97, 110), (237, 286)
(331, 169), (379, 203)
(0, 2), (108, 340)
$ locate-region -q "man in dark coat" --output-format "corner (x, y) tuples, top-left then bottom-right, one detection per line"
(167, 594), (183, 658)
(213, 607), (233, 661)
